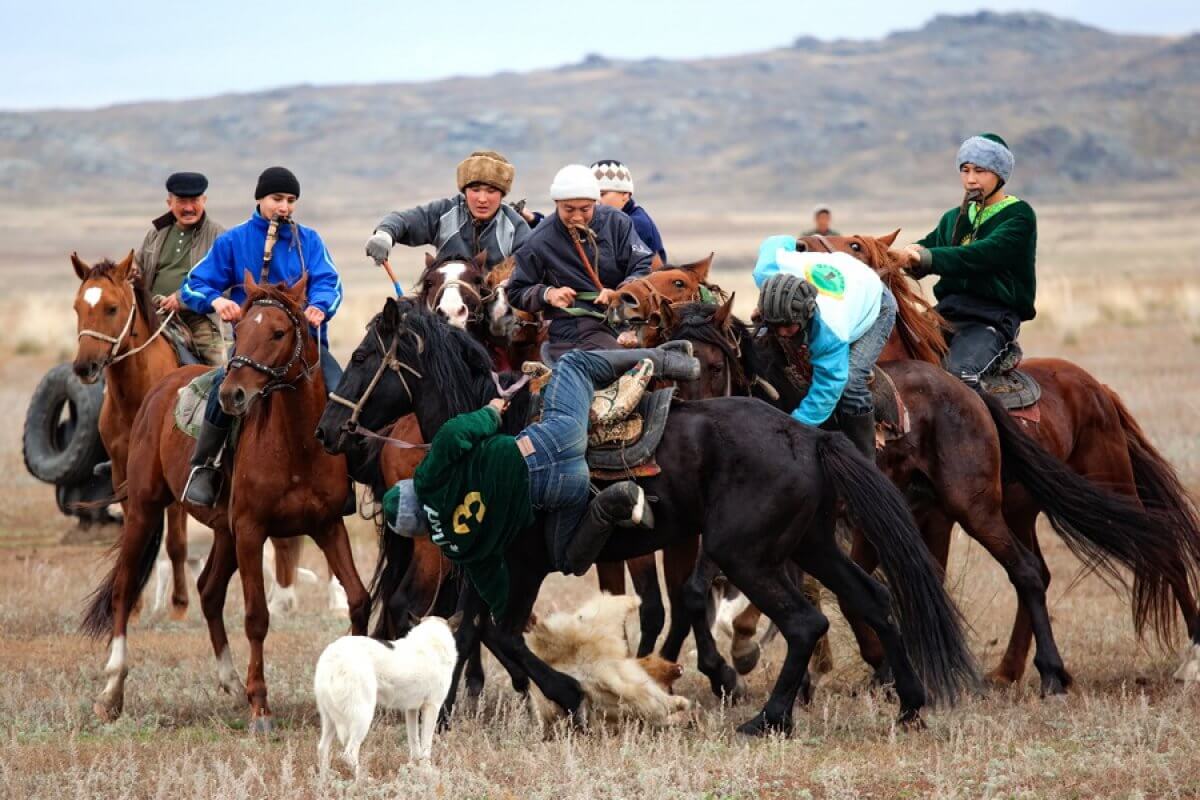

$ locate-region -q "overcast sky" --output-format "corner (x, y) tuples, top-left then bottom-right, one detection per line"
(2, 0), (1196, 110)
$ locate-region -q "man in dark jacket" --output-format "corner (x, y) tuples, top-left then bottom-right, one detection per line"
(365, 150), (531, 272)
(134, 171), (227, 365)
(592, 159), (667, 264)
(507, 164), (655, 359)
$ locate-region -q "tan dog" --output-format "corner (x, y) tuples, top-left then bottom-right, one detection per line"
(525, 593), (690, 728)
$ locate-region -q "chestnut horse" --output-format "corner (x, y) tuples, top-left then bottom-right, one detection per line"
(82, 274), (371, 731)
(803, 232), (1200, 684)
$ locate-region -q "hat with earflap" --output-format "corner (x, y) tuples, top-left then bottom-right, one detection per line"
(382, 479), (430, 538)
(758, 272), (818, 328)
(956, 133), (1014, 184)
(457, 150), (516, 195)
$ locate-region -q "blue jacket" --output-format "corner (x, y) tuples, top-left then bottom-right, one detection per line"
(181, 211), (343, 340)
(623, 198), (667, 263)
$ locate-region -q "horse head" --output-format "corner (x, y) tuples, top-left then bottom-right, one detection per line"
(662, 296), (752, 402)
(484, 255), (519, 340)
(607, 253), (715, 345)
(71, 250), (143, 383)
(219, 271), (314, 416)
(417, 250), (490, 331)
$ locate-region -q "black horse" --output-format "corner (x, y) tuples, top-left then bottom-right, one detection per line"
(315, 298), (979, 734)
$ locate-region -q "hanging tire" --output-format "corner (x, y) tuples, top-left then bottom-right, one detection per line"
(23, 363), (107, 485)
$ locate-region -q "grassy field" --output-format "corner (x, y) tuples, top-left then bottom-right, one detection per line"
(2, 201), (1199, 798)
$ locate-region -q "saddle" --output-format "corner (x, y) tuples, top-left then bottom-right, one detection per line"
(158, 313), (206, 367)
(976, 342), (1041, 412)
(173, 369), (241, 442)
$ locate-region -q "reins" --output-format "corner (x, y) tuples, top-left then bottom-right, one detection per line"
(77, 280), (176, 368)
(227, 297), (317, 397)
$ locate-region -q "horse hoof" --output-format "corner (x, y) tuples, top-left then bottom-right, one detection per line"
(1039, 677), (1070, 698)
(169, 602), (188, 622)
(1173, 643), (1200, 683)
(736, 711), (791, 738)
(896, 708), (925, 731)
(984, 667), (1019, 689)
(93, 700), (121, 723)
(732, 644), (761, 676)
(797, 673), (815, 706)
(250, 714), (273, 735)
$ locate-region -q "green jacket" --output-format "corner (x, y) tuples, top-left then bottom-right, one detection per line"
(916, 197), (1037, 321)
(413, 406), (534, 618)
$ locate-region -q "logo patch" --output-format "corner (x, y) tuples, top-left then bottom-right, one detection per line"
(804, 263), (846, 298)
(452, 491), (486, 534)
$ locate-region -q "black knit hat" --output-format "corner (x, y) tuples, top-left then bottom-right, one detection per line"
(254, 166), (300, 200)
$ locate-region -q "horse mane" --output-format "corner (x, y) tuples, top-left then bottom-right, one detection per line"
(393, 302), (496, 417)
(86, 259), (165, 337)
(856, 238), (950, 364)
(488, 255), (517, 287)
(667, 302), (758, 393)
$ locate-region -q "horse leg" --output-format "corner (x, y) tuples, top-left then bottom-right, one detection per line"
(233, 524), (274, 732)
(802, 575), (835, 675)
(626, 555), (665, 657)
(730, 602), (764, 675)
(988, 502), (1041, 686)
(595, 561), (625, 594)
(715, 558), (828, 736)
(313, 521), (370, 636)
(268, 537), (302, 617)
(165, 502), (190, 620)
(682, 554), (747, 701)
(659, 537), (699, 662)
(196, 526), (245, 699)
(797, 540), (928, 726)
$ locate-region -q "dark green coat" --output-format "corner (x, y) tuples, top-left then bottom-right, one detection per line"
(917, 197), (1038, 321)
(413, 406), (534, 618)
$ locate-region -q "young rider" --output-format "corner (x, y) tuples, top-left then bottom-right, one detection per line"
(753, 239), (897, 460)
(591, 159), (667, 264)
(180, 166), (345, 507)
(895, 133), (1037, 388)
(384, 343), (700, 618)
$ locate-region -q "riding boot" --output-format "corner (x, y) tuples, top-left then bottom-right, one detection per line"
(839, 410), (877, 462)
(590, 341), (701, 382)
(563, 481), (654, 577)
(183, 418), (230, 507)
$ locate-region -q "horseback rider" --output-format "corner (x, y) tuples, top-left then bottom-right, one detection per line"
(180, 166), (346, 507)
(800, 203), (840, 237)
(383, 343), (700, 617)
(896, 133), (1037, 388)
(593, 160), (668, 264)
(508, 164), (655, 359)
(753, 238), (897, 460)
(364, 150), (531, 272)
(134, 172), (227, 366)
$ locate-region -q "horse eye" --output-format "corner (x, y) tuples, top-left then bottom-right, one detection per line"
(272, 329), (286, 340)
(850, 242), (862, 252)
(351, 351), (366, 364)
(712, 361), (724, 372)
(106, 305), (119, 315)
(673, 280), (685, 289)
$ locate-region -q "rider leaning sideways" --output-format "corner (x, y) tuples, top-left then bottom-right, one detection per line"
(897, 133), (1037, 387)
(364, 150), (531, 271)
(180, 166), (345, 507)
(753, 241), (897, 460)
(508, 164), (654, 358)
(134, 171), (227, 366)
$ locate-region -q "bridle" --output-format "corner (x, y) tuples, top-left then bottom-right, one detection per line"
(227, 297), (316, 397)
(422, 262), (494, 324)
(327, 324), (426, 445)
(77, 279), (175, 368)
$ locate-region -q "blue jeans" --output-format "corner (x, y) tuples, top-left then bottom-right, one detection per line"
(838, 286), (897, 417)
(520, 350), (625, 567)
(204, 345), (342, 425)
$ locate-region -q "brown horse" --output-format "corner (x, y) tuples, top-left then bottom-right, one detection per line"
(82, 273), (371, 731)
(71, 251), (192, 618)
(802, 232), (1200, 685)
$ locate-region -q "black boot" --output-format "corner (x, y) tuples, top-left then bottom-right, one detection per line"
(839, 410), (877, 462)
(563, 481), (654, 576)
(183, 418), (230, 507)
(343, 478), (357, 516)
(592, 341), (701, 382)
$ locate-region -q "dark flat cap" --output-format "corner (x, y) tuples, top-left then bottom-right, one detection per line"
(165, 172), (208, 197)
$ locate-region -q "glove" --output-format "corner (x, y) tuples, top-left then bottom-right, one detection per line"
(902, 245), (933, 279)
(365, 231), (393, 264)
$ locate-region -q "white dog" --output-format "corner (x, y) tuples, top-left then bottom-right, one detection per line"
(314, 617), (457, 779)
(525, 593), (690, 728)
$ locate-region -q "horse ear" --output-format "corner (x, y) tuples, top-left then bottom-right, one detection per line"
(473, 250), (489, 271)
(114, 249), (136, 280)
(650, 254), (665, 271)
(424, 252), (436, 269)
(243, 269), (258, 294)
(382, 296), (401, 330)
(682, 253), (714, 283)
(287, 271), (309, 305)
(446, 610), (464, 634)
(655, 297), (676, 330)
(879, 229), (901, 247)
(70, 252), (90, 281)
(713, 293), (736, 329)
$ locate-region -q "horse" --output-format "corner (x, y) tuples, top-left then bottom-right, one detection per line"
(81, 273), (371, 732)
(796, 231), (1200, 684)
(316, 298), (980, 735)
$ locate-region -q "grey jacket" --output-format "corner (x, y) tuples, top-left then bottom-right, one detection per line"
(135, 211), (225, 295)
(374, 194), (531, 268)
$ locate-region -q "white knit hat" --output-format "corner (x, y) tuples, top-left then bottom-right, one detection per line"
(591, 160), (634, 194)
(549, 164), (601, 201)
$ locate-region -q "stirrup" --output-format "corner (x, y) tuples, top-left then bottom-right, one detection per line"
(182, 464), (222, 507)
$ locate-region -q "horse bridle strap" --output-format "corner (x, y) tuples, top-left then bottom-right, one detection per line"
(77, 282), (176, 367)
(227, 298), (314, 393)
(327, 327), (424, 440)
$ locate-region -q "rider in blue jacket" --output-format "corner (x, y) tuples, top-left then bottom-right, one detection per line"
(180, 166), (346, 507)
(753, 235), (897, 460)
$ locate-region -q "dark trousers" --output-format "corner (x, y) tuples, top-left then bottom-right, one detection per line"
(937, 294), (1021, 388)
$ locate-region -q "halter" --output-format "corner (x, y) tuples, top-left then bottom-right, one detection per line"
(423, 261), (494, 324)
(77, 280), (176, 368)
(807, 234), (835, 253)
(327, 325), (426, 445)
(227, 297), (316, 396)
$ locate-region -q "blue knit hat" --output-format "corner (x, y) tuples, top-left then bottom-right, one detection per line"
(957, 133), (1014, 183)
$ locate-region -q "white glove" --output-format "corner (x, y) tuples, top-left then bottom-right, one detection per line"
(365, 230), (393, 264)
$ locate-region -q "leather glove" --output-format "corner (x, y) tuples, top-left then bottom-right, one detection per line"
(365, 231), (393, 264)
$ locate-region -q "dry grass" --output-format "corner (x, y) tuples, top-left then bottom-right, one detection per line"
(3, 202), (1200, 797)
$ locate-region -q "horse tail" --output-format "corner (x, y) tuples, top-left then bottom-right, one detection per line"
(980, 390), (1193, 647)
(368, 525), (413, 639)
(70, 480), (129, 512)
(874, 262), (950, 365)
(80, 505), (163, 639)
(817, 433), (980, 706)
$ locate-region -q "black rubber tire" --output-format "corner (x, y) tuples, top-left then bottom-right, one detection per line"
(23, 363), (107, 485)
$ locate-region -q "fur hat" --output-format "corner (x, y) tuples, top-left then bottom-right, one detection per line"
(550, 164), (601, 201)
(591, 160), (634, 194)
(456, 150), (515, 195)
(254, 166), (300, 200)
(957, 133), (1014, 183)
